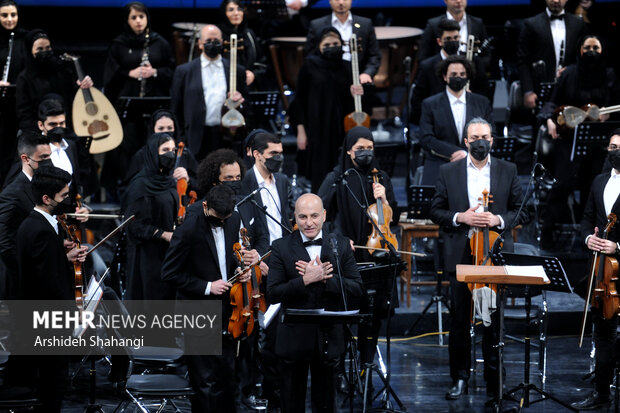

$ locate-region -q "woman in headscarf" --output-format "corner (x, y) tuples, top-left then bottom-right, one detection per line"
(289, 26), (361, 192)
(538, 35), (620, 249)
(15, 28), (93, 131)
(124, 132), (179, 300)
(218, 0), (269, 90)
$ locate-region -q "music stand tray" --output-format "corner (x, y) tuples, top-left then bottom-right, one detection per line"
(117, 96), (171, 120)
(570, 121), (620, 161)
(407, 185), (435, 220)
(491, 137), (517, 163)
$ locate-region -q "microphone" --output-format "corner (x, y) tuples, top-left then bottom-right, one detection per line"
(536, 163), (557, 184)
(235, 187), (263, 208)
(328, 233), (339, 256)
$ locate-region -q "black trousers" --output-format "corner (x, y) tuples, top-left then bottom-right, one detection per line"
(278, 348), (338, 413)
(592, 308), (618, 395)
(448, 272), (500, 392)
(186, 335), (237, 413)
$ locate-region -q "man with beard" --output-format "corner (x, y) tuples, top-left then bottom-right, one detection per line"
(430, 118), (528, 403)
(418, 55), (493, 185)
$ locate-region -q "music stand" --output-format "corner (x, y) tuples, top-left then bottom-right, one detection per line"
(0, 84), (15, 106)
(491, 137), (517, 163)
(248, 91), (279, 130)
(241, 0), (289, 21)
(117, 96), (171, 121)
(492, 253), (575, 411)
(536, 82), (555, 114)
(406, 185), (434, 221)
(570, 121), (620, 161)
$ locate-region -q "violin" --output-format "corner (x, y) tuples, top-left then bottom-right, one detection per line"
(366, 168), (398, 255)
(228, 241), (255, 339)
(240, 228), (267, 313)
(579, 213), (620, 347)
(175, 142), (189, 223)
(58, 214), (84, 312)
(74, 194), (95, 244)
(344, 34), (370, 132)
(468, 189), (502, 293)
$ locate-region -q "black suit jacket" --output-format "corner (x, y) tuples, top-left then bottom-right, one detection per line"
(430, 157), (527, 272)
(411, 54), (444, 124)
(170, 56), (248, 155)
(0, 172), (35, 298)
(304, 14), (381, 78)
(266, 230), (363, 360)
(517, 11), (588, 94)
(418, 91), (493, 185)
(240, 169), (294, 238)
(418, 14), (488, 62)
(16, 210), (73, 300)
(581, 172), (620, 244)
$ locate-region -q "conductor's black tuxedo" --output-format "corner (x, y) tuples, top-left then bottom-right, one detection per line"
(418, 14), (488, 62)
(170, 56), (247, 156)
(304, 14), (381, 78)
(430, 156), (527, 390)
(517, 11), (588, 95)
(418, 91), (493, 185)
(267, 230), (363, 413)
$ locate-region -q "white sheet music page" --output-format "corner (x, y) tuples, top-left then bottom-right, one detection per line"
(505, 265), (549, 283)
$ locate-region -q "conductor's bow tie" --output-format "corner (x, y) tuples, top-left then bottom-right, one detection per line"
(303, 239), (323, 247)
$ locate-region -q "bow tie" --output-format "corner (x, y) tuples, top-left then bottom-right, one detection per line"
(303, 238), (322, 247)
(549, 14), (564, 21)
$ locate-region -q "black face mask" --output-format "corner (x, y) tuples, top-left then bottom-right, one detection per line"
(205, 212), (225, 227)
(609, 150), (620, 170)
(443, 40), (460, 56)
(322, 46), (343, 62)
(469, 139), (491, 161)
(581, 51), (602, 67)
(264, 153), (283, 173)
(203, 41), (223, 59)
(354, 149), (374, 167)
(159, 151), (175, 173)
(50, 197), (72, 216)
(221, 180), (241, 195)
(448, 76), (467, 92)
(34, 50), (58, 69)
(33, 158), (53, 170)
(47, 127), (67, 144)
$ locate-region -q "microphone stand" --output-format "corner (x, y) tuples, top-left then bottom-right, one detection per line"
(250, 198), (292, 235)
(339, 171), (406, 412)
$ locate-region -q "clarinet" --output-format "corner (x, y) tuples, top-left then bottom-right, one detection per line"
(2, 31), (14, 84)
(138, 28), (150, 98)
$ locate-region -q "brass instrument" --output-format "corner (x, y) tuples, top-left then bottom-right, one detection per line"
(138, 28), (150, 98)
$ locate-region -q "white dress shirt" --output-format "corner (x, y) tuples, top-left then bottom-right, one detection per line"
(331, 12), (353, 61)
(453, 155), (504, 231)
(50, 139), (73, 177)
(546, 8), (566, 70)
(446, 11), (468, 54)
(447, 89), (467, 142)
(301, 230), (323, 262)
(253, 165), (283, 244)
(205, 224), (228, 295)
(286, 0), (307, 16)
(201, 54), (227, 126)
(603, 169), (620, 216)
(34, 207), (59, 234)
(22, 170), (33, 181)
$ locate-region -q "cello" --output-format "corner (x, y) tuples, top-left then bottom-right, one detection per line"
(366, 168), (398, 255)
(240, 228), (267, 313)
(58, 214), (84, 312)
(228, 241), (254, 339)
(468, 189), (501, 293)
(579, 213), (620, 347)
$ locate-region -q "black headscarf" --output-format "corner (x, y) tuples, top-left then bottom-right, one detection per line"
(313, 26), (346, 67)
(23, 28), (52, 72)
(575, 35), (608, 103)
(218, 0), (248, 38)
(148, 109), (180, 142)
(113, 2), (158, 49)
(123, 132), (176, 210)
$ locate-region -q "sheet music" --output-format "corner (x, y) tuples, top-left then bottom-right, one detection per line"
(73, 276), (104, 338)
(264, 303), (281, 328)
(505, 265), (550, 282)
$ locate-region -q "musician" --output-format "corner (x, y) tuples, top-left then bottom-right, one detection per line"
(15, 165), (87, 413)
(537, 35), (620, 250)
(218, 0), (268, 89)
(171, 24), (247, 160)
(240, 131), (293, 244)
(418, 55), (494, 185)
(517, 0), (588, 109)
(15, 29), (93, 131)
(0, 131), (50, 299)
(161, 184), (249, 412)
(572, 130), (620, 410)
(291, 27), (360, 192)
(267, 193), (364, 413)
(123, 133), (178, 300)
(417, 0), (488, 62)
(0, 0), (27, 181)
(430, 117), (527, 401)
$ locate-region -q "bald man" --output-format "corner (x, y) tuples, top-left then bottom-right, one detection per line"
(267, 193), (363, 413)
(171, 24), (247, 160)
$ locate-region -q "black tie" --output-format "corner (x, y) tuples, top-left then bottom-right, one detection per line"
(549, 14), (564, 21)
(303, 238), (322, 247)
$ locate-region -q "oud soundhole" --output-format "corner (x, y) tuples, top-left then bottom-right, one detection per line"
(85, 102), (98, 116)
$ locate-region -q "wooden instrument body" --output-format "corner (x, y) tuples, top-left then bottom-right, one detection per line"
(240, 228), (267, 313)
(553, 103), (620, 135)
(591, 254), (620, 319)
(228, 242), (255, 339)
(366, 169), (398, 255)
(58, 215), (84, 312)
(468, 189), (501, 293)
(344, 33), (370, 133)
